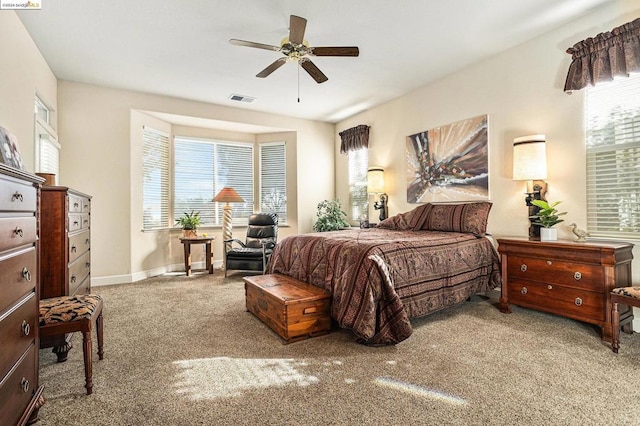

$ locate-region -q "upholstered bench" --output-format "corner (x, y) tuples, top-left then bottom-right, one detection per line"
(611, 287), (640, 353)
(39, 294), (104, 394)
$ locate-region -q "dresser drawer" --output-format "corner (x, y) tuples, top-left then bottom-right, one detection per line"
(0, 217), (37, 252)
(68, 212), (90, 232)
(0, 175), (37, 212)
(68, 194), (83, 213)
(508, 279), (605, 323)
(507, 255), (603, 291)
(0, 247), (37, 314)
(0, 293), (37, 382)
(69, 229), (91, 263)
(0, 343), (37, 426)
(69, 213), (83, 232)
(74, 274), (91, 296)
(69, 251), (91, 295)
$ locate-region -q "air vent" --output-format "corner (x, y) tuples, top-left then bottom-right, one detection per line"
(228, 94), (256, 103)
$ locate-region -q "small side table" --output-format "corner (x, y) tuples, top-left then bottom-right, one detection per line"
(179, 236), (215, 276)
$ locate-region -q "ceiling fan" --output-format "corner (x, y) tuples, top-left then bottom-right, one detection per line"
(230, 15), (359, 84)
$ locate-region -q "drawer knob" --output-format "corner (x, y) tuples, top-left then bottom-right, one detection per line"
(546, 260), (552, 265)
(86, 262), (91, 268)
(521, 287), (528, 295)
(74, 202), (79, 208)
(71, 245), (77, 253)
(73, 220), (79, 226)
(20, 377), (29, 393)
(21, 320), (30, 336)
(71, 275), (77, 284)
(520, 264), (527, 272)
(547, 285), (553, 290)
(574, 272), (582, 281)
(14, 227), (23, 237)
(21, 267), (31, 282)
(11, 192), (24, 202)
(575, 297), (583, 306)
(85, 238), (90, 245)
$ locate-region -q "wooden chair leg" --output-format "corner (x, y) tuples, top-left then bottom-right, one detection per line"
(611, 302), (620, 354)
(96, 311), (104, 360)
(82, 328), (94, 395)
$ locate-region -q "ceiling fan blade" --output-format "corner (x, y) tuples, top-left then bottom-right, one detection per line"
(256, 58), (287, 78)
(311, 46), (360, 57)
(289, 15), (307, 45)
(301, 60), (328, 84)
(229, 38), (280, 52)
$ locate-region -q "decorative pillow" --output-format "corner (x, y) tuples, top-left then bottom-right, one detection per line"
(417, 202), (492, 235)
(377, 204), (432, 230)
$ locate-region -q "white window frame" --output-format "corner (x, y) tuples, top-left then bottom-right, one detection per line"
(348, 147), (369, 223)
(259, 142), (287, 224)
(34, 96), (60, 177)
(142, 126), (171, 230)
(585, 73), (640, 239)
(173, 136), (254, 227)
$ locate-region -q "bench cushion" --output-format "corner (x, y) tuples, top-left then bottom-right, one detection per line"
(611, 287), (640, 300)
(39, 294), (103, 326)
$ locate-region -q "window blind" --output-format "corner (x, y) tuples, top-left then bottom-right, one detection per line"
(142, 127), (170, 230)
(348, 147), (369, 222)
(174, 137), (254, 226)
(586, 73), (640, 238)
(38, 133), (60, 174)
(260, 142), (287, 223)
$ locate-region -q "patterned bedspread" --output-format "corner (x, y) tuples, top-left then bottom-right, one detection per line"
(266, 228), (501, 345)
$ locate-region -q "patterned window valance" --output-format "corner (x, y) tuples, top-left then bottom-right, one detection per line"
(339, 124), (370, 154)
(564, 18), (640, 92)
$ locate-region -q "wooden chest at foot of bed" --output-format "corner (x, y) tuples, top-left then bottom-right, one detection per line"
(244, 274), (331, 343)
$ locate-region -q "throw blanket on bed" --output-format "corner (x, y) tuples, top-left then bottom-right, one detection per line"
(266, 227), (501, 345)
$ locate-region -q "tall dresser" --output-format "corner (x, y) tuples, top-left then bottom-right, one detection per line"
(40, 186), (92, 362)
(0, 164), (45, 425)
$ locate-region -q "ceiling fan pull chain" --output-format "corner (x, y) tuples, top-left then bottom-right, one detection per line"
(297, 63), (301, 103)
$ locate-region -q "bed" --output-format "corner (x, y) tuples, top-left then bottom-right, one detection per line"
(266, 202), (502, 345)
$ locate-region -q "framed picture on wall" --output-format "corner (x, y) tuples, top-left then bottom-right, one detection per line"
(406, 115), (489, 203)
(0, 125), (26, 171)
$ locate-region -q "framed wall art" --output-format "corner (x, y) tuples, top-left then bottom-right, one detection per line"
(0, 125), (26, 170)
(406, 115), (489, 203)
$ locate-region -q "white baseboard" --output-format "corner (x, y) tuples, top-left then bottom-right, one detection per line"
(91, 260), (224, 286)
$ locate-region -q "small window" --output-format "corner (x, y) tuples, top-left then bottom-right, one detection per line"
(260, 142), (286, 223)
(348, 147), (369, 222)
(585, 73), (640, 238)
(34, 96), (60, 177)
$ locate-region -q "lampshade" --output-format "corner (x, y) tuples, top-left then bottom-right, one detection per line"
(512, 135), (547, 181)
(367, 167), (385, 194)
(212, 187), (245, 203)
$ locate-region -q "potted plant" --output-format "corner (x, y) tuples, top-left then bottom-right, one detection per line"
(313, 199), (350, 232)
(176, 210), (202, 238)
(529, 200), (567, 241)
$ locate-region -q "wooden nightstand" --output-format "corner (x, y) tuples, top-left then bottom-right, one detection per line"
(497, 237), (634, 343)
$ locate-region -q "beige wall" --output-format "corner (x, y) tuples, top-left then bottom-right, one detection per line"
(57, 81), (334, 284)
(0, 11), (57, 172)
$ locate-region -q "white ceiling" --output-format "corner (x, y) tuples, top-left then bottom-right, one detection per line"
(18, 0), (609, 125)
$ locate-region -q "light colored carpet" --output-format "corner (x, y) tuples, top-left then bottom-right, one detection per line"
(36, 271), (640, 425)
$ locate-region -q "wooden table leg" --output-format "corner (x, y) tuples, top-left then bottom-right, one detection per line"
(183, 241), (191, 276)
(206, 242), (213, 274)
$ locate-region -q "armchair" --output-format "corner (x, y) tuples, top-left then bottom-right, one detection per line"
(224, 213), (278, 277)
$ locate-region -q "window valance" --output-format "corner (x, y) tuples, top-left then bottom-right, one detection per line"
(339, 124), (370, 154)
(564, 18), (640, 92)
